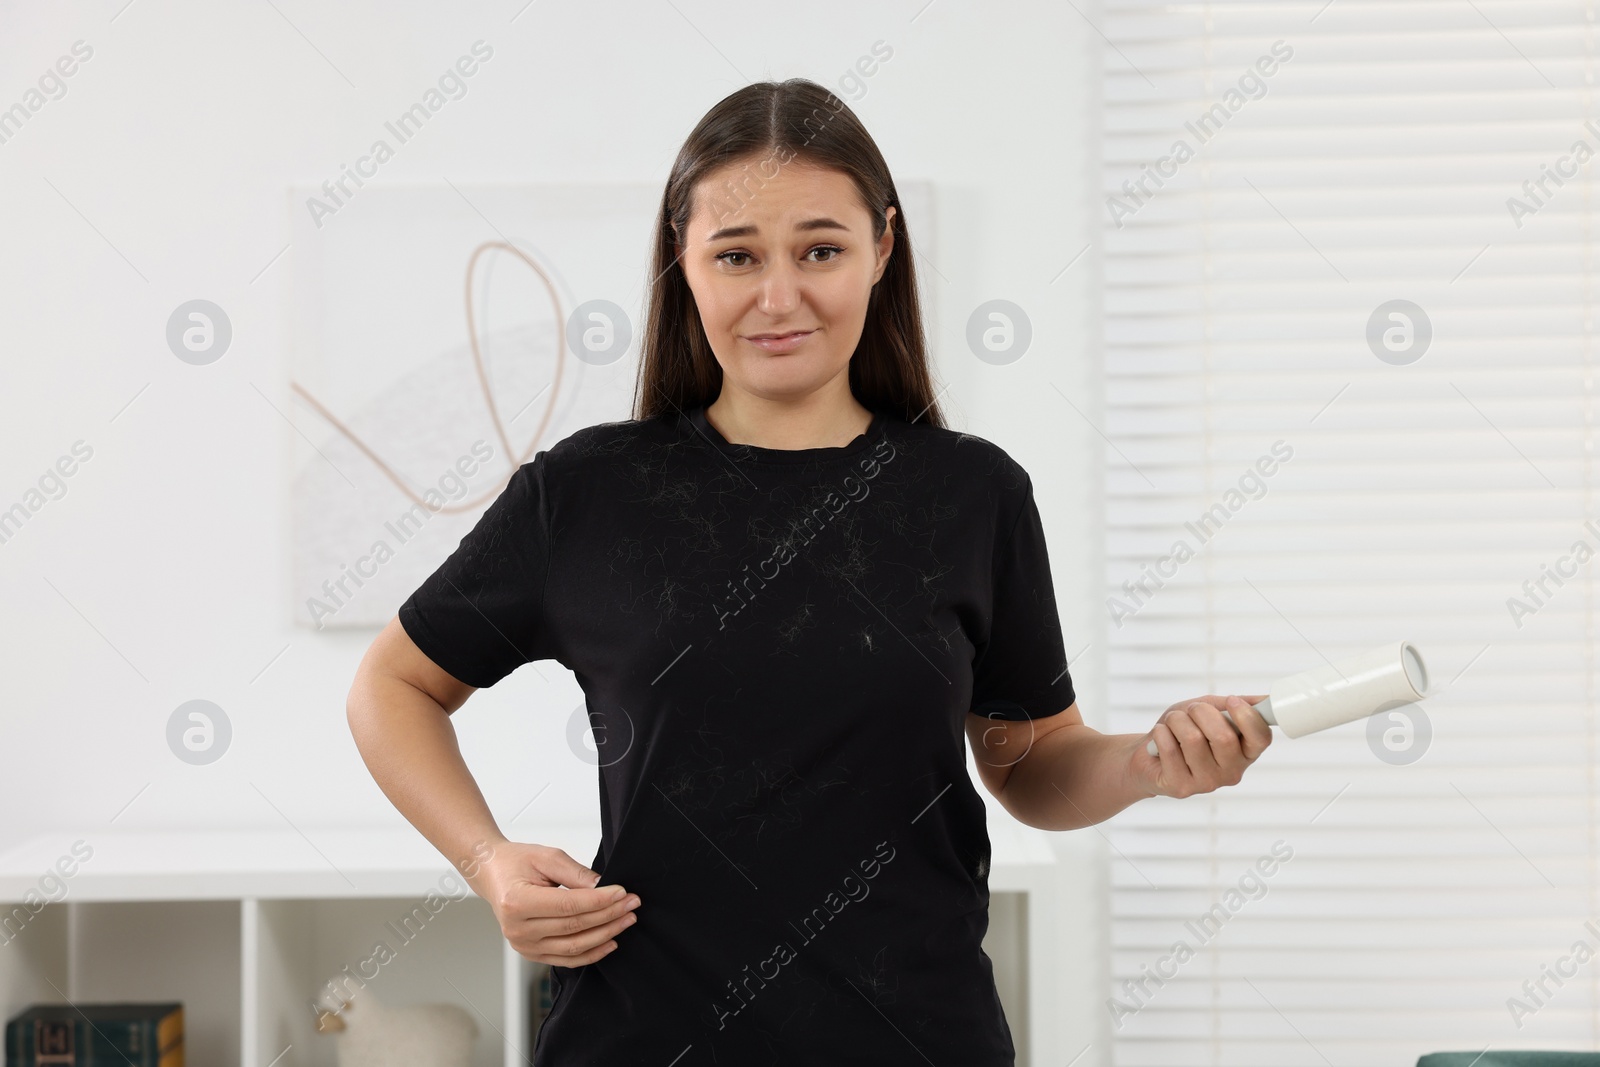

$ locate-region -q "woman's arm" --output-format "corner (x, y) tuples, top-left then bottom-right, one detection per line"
(965, 695), (1273, 831)
(346, 616), (510, 884)
(347, 616), (643, 967)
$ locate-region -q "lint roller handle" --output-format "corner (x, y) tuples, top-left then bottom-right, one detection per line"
(1143, 641), (1428, 756)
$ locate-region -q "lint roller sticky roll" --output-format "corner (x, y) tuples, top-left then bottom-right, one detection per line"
(1144, 642), (1429, 756)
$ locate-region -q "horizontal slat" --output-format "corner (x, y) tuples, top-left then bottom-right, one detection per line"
(1103, 1), (1591, 37)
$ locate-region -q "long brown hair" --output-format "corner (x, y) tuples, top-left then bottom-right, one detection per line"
(631, 77), (945, 429)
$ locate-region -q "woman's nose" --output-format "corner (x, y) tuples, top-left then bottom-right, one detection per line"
(755, 261), (802, 315)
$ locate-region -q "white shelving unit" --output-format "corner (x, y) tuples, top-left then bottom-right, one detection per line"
(0, 821), (1071, 1066)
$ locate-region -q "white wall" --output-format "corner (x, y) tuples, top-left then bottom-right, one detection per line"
(0, 0), (1105, 1051)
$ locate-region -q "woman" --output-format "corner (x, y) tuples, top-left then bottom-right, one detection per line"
(346, 77), (1271, 1065)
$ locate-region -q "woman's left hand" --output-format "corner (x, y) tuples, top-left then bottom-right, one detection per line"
(1128, 694), (1273, 798)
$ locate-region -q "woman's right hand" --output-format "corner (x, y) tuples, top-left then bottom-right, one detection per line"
(470, 840), (642, 966)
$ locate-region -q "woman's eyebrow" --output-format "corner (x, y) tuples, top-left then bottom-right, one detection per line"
(705, 217), (850, 241)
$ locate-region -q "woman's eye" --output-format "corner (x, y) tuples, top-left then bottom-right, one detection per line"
(716, 251), (752, 268)
(808, 245), (843, 263)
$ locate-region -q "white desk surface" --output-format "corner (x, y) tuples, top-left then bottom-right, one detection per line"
(0, 817), (1059, 902)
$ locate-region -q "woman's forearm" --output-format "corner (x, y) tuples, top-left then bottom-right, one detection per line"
(997, 724), (1150, 831)
(346, 670), (507, 887)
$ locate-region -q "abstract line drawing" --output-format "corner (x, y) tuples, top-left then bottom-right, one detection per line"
(286, 184), (653, 630)
(292, 240), (569, 516)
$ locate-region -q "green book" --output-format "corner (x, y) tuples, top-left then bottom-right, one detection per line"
(529, 965), (554, 1045)
(5, 1002), (183, 1067)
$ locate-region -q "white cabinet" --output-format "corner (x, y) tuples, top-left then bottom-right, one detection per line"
(0, 823), (1070, 1066)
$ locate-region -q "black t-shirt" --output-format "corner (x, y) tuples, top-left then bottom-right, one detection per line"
(398, 402), (1077, 1066)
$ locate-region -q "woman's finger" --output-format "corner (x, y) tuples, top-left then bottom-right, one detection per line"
(552, 892), (640, 940)
(1149, 721), (1191, 792)
(1167, 706), (1222, 780)
(515, 934), (618, 966)
(500, 880), (629, 924)
(539, 908), (640, 959)
(1229, 696), (1273, 759)
(1192, 700), (1244, 760)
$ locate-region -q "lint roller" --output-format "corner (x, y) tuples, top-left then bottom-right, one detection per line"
(1144, 641), (1429, 756)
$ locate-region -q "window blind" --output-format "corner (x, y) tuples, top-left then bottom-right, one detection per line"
(1100, 2), (1599, 1063)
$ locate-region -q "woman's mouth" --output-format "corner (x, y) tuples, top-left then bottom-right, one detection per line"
(744, 329), (815, 354)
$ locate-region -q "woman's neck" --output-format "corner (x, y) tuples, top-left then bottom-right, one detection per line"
(704, 387), (873, 450)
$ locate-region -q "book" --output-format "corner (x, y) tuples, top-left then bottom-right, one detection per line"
(528, 965), (553, 1046)
(5, 1003), (183, 1067)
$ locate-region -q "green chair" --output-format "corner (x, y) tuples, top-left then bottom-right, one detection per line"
(1419, 1054), (1600, 1066)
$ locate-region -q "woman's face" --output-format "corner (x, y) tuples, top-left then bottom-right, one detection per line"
(677, 156), (895, 403)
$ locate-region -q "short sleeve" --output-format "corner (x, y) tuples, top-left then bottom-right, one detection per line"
(397, 456), (555, 689)
(969, 472), (1077, 721)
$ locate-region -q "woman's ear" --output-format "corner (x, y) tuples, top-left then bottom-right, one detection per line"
(669, 218), (683, 265)
(872, 205), (897, 285)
